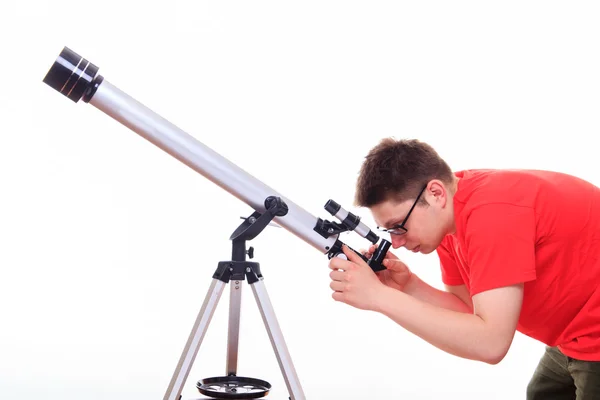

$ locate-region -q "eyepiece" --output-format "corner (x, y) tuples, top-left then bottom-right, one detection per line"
(324, 199), (341, 215)
(43, 47), (102, 103)
(366, 231), (378, 244)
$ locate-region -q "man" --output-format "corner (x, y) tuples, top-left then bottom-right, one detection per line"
(329, 138), (600, 399)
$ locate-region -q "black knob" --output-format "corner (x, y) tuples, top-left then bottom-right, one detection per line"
(265, 196), (288, 217)
(247, 247), (254, 259)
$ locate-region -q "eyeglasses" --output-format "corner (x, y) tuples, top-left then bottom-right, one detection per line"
(377, 185), (427, 236)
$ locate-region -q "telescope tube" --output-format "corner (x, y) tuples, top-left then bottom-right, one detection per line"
(43, 47), (338, 253)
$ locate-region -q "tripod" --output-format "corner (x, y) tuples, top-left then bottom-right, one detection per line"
(163, 196), (305, 400)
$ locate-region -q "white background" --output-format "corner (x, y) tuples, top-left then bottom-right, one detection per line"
(1, 1), (599, 399)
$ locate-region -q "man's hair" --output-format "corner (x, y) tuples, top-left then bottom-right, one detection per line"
(354, 138), (454, 207)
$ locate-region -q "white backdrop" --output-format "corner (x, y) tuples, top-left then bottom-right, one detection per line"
(1, 1), (599, 399)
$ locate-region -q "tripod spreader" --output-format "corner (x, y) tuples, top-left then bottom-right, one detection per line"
(213, 261), (262, 285)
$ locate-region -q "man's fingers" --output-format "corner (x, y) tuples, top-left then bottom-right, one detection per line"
(359, 250), (373, 260)
(360, 248), (373, 258)
(332, 291), (344, 302)
(329, 257), (350, 270)
(382, 258), (407, 269)
(342, 245), (364, 263)
(329, 270), (345, 281)
(330, 280), (345, 292)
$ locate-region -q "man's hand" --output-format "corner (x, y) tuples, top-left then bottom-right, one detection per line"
(362, 244), (413, 292)
(328, 245), (386, 311)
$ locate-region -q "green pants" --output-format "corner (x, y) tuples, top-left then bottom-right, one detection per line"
(527, 346), (600, 399)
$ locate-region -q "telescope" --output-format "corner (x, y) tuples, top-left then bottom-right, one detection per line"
(43, 47), (391, 400)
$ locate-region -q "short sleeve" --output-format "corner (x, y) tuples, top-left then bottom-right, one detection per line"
(437, 236), (464, 286)
(465, 203), (537, 295)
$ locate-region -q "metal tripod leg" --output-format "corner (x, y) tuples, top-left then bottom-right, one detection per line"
(163, 279), (226, 400)
(250, 277), (306, 400)
(226, 278), (243, 375)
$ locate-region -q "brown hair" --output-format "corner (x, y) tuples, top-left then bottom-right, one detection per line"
(354, 138), (454, 207)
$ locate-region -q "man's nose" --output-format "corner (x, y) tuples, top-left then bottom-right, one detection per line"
(391, 235), (407, 249)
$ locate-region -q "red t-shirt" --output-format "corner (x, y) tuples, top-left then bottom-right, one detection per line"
(438, 169), (600, 361)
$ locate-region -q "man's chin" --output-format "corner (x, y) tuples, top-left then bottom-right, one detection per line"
(419, 246), (434, 255)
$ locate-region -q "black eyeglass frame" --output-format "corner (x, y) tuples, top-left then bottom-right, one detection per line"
(377, 185), (427, 236)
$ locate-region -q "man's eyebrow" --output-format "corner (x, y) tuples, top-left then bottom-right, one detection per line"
(381, 218), (403, 229)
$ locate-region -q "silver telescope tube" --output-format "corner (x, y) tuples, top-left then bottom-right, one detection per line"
(43, 47), (337, 254)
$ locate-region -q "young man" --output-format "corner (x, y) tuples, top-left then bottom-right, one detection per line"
(328, 138), (600, 399)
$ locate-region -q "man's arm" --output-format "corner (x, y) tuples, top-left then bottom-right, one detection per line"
(330, 245), (524, 364)
(375, 282), (523, 364)
(446, 283), (473, 311)
(375, 244), (471, 313)
(387, 203), (534, 363)
(401, 272), (472, 313)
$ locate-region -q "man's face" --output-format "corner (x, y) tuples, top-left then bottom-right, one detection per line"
(370, 183), (450, 254)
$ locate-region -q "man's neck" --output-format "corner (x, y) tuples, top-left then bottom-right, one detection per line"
(446, 177), (460, 235)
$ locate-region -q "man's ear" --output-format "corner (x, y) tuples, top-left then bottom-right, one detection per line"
(426, 180), (448, 207)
